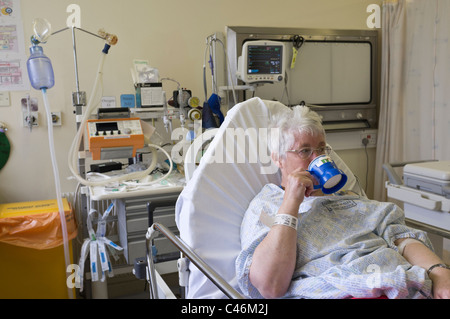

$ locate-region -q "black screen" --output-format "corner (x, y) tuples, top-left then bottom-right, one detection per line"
(96, 122), (118, 132)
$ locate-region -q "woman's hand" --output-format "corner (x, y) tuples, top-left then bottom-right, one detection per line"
(396, 238), (450, 299)
(281, 168), (317, 210)
(429, 267), (450, 299)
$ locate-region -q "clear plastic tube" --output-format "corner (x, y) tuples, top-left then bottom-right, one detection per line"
(41, 88), (73, 299)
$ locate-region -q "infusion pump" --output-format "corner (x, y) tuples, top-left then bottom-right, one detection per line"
(86, 118), (145, 160)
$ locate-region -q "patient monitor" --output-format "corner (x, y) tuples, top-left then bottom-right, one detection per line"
(236, 40), (286, 84)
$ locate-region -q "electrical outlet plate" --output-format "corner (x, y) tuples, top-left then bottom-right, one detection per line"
(0, 92), (10, 106)
(51, 112), (62, 126)
(23, 111), (39, 127)
(361, 133), (377, 145)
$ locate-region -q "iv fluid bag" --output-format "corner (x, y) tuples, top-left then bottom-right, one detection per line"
(27, 45), (54, 90)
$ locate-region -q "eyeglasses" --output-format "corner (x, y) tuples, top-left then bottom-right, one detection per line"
(286, 145), (332, 159)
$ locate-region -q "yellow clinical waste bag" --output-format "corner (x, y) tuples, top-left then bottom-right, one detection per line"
(0, 198), (78, 298)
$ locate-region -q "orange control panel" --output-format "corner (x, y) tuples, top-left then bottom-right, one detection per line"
(86, 118), (145, 160)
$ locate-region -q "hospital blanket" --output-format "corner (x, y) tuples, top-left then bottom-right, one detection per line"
(236, 184), (433, 299)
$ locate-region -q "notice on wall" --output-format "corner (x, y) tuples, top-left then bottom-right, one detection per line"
(0, 0), (29, 91)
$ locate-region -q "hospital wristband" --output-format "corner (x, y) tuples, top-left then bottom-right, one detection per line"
(272, 214), (298, 230)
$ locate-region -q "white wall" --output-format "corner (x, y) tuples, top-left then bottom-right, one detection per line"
(0, 0), (381, 203)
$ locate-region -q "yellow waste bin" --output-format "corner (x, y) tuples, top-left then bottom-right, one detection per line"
(0, 198), (77, 299)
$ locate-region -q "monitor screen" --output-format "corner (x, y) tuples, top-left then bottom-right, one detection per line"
(237, 40), (286, 84)
(96, 121), (119, 132)
(247, 45), (283, 75)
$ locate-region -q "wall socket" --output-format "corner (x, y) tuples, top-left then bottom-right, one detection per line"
(51, 112), (62, 126)
(361, 133), (377, 145)
(0, 92), (10, 106)
(23, 112), (39, 128)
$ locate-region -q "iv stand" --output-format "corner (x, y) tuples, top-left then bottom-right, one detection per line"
(49, 26), (110, 182)
(51, 26), (105, 110)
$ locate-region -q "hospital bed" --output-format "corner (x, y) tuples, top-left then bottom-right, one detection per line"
(141, 97), (367, 299)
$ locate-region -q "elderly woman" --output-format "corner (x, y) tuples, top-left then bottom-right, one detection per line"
(236, 105), (450, 299)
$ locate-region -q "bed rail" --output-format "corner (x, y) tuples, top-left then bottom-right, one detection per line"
(382, 160), (437, 185)
(145, 222), (245, 299)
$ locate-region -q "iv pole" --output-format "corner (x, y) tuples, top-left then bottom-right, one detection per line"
(48, 26), (117, 181)
(51, 26), (107, 109)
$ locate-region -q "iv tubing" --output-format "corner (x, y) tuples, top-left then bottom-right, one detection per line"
(68, 48), (171, 187)
(42, 88), (73, 299)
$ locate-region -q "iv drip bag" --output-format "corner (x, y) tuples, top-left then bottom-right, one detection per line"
(32, 18), (52, 44)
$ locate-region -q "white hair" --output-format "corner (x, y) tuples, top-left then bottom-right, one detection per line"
(268, 105), (325, 159)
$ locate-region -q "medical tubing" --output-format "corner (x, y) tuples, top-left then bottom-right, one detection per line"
(42, 88), (73, 299)
(214, 38), (237, 104)
(203, 44), (209, 101)
(85, 144), (172, 188)
(122, 145), (173, 187)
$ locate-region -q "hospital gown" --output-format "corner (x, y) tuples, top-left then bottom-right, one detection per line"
(236, 183), (433, 299)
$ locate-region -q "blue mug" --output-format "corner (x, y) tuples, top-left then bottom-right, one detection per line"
(308, 155), (348, 194)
